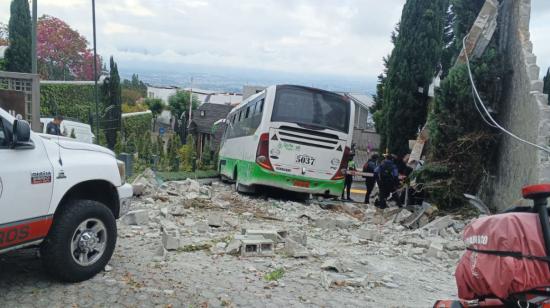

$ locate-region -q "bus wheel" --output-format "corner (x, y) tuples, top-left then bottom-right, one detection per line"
(235, 172), (255, 194)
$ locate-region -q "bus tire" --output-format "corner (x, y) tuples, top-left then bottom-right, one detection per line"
(235, 170), (255, 194)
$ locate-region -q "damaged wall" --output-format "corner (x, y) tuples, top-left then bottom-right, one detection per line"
(481, 0), (550, 210)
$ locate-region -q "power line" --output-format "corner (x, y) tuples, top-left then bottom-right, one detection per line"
(462, 36), (550, 154)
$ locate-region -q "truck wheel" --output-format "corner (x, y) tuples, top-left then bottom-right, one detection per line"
(40, 199), (117, 282)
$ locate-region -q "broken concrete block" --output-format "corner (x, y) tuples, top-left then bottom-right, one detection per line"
(289, 231), (307, 246)
(282, 238), (309, 258)
(321, 259), (344, 273)
(210, 242), (227, 254)
(356, 228), (382, 242)
(245, 229), (283, 243)
(122, 210), (149, 226)
(132, 183), (146, 196)
(423, 216), (455, 234)
(225, 239), (242, 255)
(444, 241), (465, 251)
(313, 218), (354, 229)
(426, 241), (445, 259)
(240, 238), (274, 257)
(194, 222), (210, 234)
(320, 272), (364, 289)
(162, 229), (180, 251)
(208, 213), (224, 228)
(188, 180), (201, 193)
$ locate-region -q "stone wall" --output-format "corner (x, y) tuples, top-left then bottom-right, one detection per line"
(482, 0), (550, 210)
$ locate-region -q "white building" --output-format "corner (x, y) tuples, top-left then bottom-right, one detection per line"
(146, 85), (180, 104)
(184, 88), (242, 106)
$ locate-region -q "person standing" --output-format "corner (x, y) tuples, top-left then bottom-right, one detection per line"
(341, 155), (356, 201)
(46, 115), (64, 136)
(374, 154), (398, 209)
(363, 154), (379, 204)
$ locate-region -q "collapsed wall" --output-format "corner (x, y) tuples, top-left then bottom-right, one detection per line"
(481, 0), (550, 210)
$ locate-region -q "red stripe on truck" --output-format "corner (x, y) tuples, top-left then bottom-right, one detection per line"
(0, 215), (53, 249)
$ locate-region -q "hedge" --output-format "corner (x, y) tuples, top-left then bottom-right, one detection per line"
(122, 111), (152, 140)
(40, 83), (102, 125)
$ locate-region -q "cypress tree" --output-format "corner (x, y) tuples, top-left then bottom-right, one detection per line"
(102, 56), (122, 150)
(544, 68), (550, 96)
(379, 0), (449, 155)
(4, 0), (32, 73)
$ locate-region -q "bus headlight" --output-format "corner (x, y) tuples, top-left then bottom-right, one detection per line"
(117, 160), (126, 184)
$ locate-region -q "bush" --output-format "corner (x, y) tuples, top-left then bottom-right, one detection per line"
(179, 135), (196, 172)
(40, 83), (99, 124)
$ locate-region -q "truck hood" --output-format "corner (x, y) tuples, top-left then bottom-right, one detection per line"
(37, 133), (115, 157)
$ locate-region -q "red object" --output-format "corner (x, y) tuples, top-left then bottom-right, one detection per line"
(522, 184), (550, 200)
(256, 133), (273, 171)
(293, 180), (310, 188)
(456, 212), (550, 299)
(0, 215), (53, 250)
(332, 146), (350, 180)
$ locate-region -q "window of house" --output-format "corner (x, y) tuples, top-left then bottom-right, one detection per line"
(200, 110), (205, 117)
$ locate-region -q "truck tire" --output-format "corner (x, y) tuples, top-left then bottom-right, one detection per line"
(40, 199), (117, 282)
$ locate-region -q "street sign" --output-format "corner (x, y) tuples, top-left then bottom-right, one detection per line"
(159, 127), (165, 136)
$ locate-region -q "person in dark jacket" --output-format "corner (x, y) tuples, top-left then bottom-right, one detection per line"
(46, 115), (64, 136)
(362, 154), (379, 204)
(374, 154), (399, 209)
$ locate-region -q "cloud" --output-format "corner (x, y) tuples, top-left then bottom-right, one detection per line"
(9, 0), (543, 83)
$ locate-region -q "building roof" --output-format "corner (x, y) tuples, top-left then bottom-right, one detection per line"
(190, 103), (233, 134)
(347, 93), (374, 110)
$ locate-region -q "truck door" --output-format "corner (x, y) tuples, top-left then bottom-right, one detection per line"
(0, 117), (54, 249)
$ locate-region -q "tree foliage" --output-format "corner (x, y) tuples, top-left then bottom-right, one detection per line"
(40, 83), (98, 123)
(4, 0), (32, 73)
(144, 98), (164, 118)
(122, 74), (147, 97)
(37, 15), (100, 81)
(375, 0), (449, 156)
(102, 56), (122, 150)
(168, 91), (200, 120)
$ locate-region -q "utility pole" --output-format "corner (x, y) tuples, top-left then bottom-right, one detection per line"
(188, 77), (193, 128)
(31, 0), (37, 74)
(92, 0), (99, 143)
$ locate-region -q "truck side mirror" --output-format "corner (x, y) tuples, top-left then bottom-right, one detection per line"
(11, 120), (34, 149)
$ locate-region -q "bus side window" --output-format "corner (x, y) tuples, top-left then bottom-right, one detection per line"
(245, 106), (250, 119)
(259, 99), (264, 113)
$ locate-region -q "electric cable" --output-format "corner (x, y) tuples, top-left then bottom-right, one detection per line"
(462, 36), (550, 154)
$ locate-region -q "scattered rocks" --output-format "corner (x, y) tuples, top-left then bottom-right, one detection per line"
(321, 259), (345, 273)
(282, 238), (309, 258)
(207, 213), (224, 228)
(122, 210), (149, 226)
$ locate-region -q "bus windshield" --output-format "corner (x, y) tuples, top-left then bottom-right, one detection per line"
(271, 86), (350, 133)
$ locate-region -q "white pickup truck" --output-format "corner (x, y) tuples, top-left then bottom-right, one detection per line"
(0, 107), (132, 282)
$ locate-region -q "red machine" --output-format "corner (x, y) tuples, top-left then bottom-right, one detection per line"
(435, 184), (550, 308)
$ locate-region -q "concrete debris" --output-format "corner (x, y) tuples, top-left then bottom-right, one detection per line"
(122, 210), (149, 226)
(118, 177), (473, 306)
(132, 183), (146, 196)
(208, 213), (224, 228)
(244, 229), (283, 243)
(321, 259), (345, 273)
(240, 238), (274, 257)
(282, 238), (309, 258)
(225, 239), (242, 255)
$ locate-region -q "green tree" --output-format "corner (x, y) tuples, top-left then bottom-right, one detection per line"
(4, 0), (32, 73)
(376, 0), (448, 155)
(144, 98), (164, 118)
(544, 68), (550, 96)
(0, 22), (8, 45)
(179, 134), (196, 172)
(168, 91), (200, 120)
(102, 56), (122, 150)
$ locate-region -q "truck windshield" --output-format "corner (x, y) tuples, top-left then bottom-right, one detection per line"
(271, 86), (350, 133)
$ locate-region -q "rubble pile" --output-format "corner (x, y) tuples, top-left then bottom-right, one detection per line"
(116, 170), (466, 306)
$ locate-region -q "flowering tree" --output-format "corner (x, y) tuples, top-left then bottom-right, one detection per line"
(37, 15), (100, 80)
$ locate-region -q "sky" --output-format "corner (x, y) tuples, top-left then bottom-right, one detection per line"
(0, 0), (548, 87)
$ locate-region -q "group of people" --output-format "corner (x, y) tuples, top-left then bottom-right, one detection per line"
(341, 151), (414, 209)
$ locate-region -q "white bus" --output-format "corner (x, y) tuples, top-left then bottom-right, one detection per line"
(218, 85), (355, 197)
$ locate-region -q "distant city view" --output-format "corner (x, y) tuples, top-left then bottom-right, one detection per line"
(120, 66), (375, 95)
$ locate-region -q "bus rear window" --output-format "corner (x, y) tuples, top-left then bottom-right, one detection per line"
(271, 86), (350, 133)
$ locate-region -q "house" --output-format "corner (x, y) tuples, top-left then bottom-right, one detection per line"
(184, 88), (242, 106)
(243, 85), (267, 100)
(188, 103), (233, 159)
(146, 85), (180, 104)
